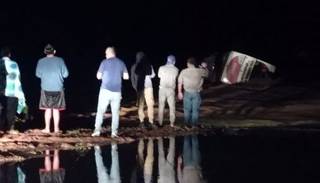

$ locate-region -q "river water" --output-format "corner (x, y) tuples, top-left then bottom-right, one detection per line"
(1, 128), (320, 183)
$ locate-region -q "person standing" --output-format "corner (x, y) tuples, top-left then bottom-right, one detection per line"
(92, 47), (129, 137)
(158, 55), (179, 127)
(36, 44), (69, 134)
(0, 47), (26, 134)
(178, 57), (208, 127)
(130, 51), (144, 106)
(132, 52), (156, 129)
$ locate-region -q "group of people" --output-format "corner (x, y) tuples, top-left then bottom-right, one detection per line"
(0, 44), (68, 134)
(92, 47), (209, 137)
(0, 44), (209, 137)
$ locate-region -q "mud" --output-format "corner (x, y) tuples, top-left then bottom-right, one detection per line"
(1, 80), (320, 163)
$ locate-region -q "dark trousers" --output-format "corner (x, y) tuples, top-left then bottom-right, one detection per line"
(0, 95), (18, 131)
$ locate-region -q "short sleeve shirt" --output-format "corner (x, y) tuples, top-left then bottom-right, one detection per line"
(98, 57), (128, 92)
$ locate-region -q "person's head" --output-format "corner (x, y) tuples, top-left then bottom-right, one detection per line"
(44, 44), (56, 55)
(187, 57), (197, 68)
(166, 55), (176, 65)
(136, 51), (145, 63)
(105, 47), (116, 59)
(1, 47), (11, 58)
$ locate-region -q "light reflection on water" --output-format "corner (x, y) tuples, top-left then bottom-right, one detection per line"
(1, 131), (320, 182)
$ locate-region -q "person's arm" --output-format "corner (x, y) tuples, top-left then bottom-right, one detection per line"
(123, 64), (129, 80)
(97, 62), (104, 80)
(178, 71), (184, 100)
(96, 72), (103, 80)
(130, 65), (137, 90)
(35, 61), (42, 78)
(158, 67), (162, 79)
(149, 66), (155, 78)
(199, 63), (209, 78)
(61, 60), (69, 78)
(177, 155), (183, 183)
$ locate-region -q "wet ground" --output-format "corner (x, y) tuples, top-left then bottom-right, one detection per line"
(1, 80), (320, 166)
(2, 131), (320, 182)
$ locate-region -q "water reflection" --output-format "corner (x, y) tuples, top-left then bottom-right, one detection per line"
(39, 149), (65, 183)
(178, 135), (205, 183)
(158, 137), (175, 183)
(94, 144), (120, 183)
(0, 162), (25, 183)
(4, 131), (320, 182)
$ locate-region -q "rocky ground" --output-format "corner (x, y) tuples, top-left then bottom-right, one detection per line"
(1, 78), (320, 163)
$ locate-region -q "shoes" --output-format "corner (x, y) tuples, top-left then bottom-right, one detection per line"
(41, 129), (50, 133)
(91, 130), (101, 137)
(111, 134), (120, 138)
(7, 130), (19, 135)
(94, 145), (101, 151)
(149, 123), (158, 130)
(139, 123), (146, 128)
(185, 124), (192, 128)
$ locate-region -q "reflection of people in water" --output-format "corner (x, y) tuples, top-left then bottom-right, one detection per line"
(158, 137), (176, 183)
(0, 163), (17, 183)
(94, 144), (121, 183)
(39, 149), (65, 183)
(131, 138), (154, 183)
(178, 135), (205, 183)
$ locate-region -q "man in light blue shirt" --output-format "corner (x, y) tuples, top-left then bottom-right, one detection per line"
(36, 44), (69, 134)
(92, 47), (129, 137)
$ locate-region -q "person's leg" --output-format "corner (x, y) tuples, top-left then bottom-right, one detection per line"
(43, 109), (52, 133)
(93, 89), (110, 136)
(191, 92), (201, 125)
(183, 136), (192, 166)
(144, 88), (154, 123)
(183, 92), (192, 125)
(144, 138), (154, 183)
(167, 89), (176, 126)
(167, 137), (175, 165)
(94, 145), (108, 182)
(191, 135), (201, 167)
(157, 137), (165, 181)
(110, 92), (121, 137)
(158, 88), (166, 126)
(137, 91), (145, 123)
(44, 150), (52, 171)
(110, 143), (120, 182)
(138, 139), (144, 167)
(53, 149), (60, 170)
(6, 97), (18, 131)
(53, 109), (60, 133)
(0, 96), (6, 130)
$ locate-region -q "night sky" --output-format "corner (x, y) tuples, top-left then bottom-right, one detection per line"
(1, 1), (319, 112)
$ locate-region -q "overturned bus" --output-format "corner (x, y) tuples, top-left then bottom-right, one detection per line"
(221, 51), (276, 84)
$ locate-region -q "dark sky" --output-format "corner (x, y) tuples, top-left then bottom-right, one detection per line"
(1, 1), (319, 111)
(1, 1), (319, 61)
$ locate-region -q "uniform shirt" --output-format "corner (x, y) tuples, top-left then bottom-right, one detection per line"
(178, 66), (208, 93)
(158, 64), (179, 90)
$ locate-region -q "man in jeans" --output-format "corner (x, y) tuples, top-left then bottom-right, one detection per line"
(92, 47), (129, 137)
(178, 57), (208, 127)
(158, 55), (179, 127)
